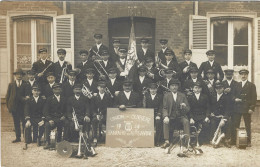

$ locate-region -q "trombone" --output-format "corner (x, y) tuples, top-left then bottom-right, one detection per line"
(90, 48), (110, 78)
(159, 69), (176, 77)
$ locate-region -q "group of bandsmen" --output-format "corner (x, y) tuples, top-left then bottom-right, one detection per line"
(6, 33), (257, 154)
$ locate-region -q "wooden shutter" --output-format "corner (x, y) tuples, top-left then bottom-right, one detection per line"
(255, 17), (260, 100)
(54, 14), (74, 68)
(189, 15), (210, 67)
(0, 16), (10, 98)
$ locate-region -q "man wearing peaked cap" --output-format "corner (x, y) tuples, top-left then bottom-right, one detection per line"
(62, 70), (81, 99)
(42, 72), (56, 99)
(99, 49), (116, 80)
(25, 70), (39, 97)
(198, 49), (224, 81)
(161, 49), (181, 79)
(137, 37), (154, 64)
(232, 69), (257, 147)
(144, 56), (160, 82)
(115, 47), (128, 81)
(110, 39), (121, 62)
(106, 67), (122, 99)
(89, 33), (108, 61)
(82, 68), (98, 95)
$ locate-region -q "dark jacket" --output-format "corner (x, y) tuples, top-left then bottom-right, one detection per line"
(42, 83), (55, 98)
(43, 95), (66, 122)
(179, 61), (198, 83)
(145, 93), (163, 117)
(89, 44), (108, 59)
(62, 80), (80, 100)
(76, 60), (95, 82)
(183, 78), (209, 96)
(198, 61), (224, 81)
(161, 59), (181, 79)
(82, 79), (98, 94)
(32, 59), (53, 84)
(157, 48), (178, 63)
(137, 48), (155, 63)
(92, 93), (113, 118)
(50, 61), (72, 83)
(114, 91), (142, 108)
(24, 96), (46, 122)
(25, 80), (39, 97)
(133, 76), (152, 96)
(210, 93), (230, 118)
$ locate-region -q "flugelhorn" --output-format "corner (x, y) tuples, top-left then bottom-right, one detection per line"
(82, 84), (93, 98)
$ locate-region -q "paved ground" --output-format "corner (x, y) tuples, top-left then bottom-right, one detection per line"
(1, 103), (260, 167)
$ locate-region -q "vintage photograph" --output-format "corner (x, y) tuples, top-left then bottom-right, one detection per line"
(0, 1), (260, 166)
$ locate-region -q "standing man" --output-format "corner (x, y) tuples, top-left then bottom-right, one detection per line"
(161, 49), (181, 79)
(25, 70), (39, 97)
(115, 47), (128, 81)
(157, 39), (177, 64)
(110, 39), (121, 62)
(161, 79), (190, 148)
(76, 49), (94, 82)
(233, 69), (257, 147)
(89, 34), (108, 61)
(6, 69), (27, 143)
(137, 38), (154, 64)
(198, 50), (224, 81)
(32, 48), (53, 86)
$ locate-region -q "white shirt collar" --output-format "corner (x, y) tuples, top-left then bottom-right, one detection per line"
(49, 82), (55, 88)
(162, 48), (167, 53)
(59, 60), (65, 67)
(195, 93), (200, 100)
(29, 79), (35, 86)
(166, 60), (171, 66)
(192, 78), (197, 83)
(139, 76), (145, 83)
(41, 59), (46, 64)
(172, 92), (177, 101)
(151, 93), (156, 100)
(166, 78), (171, 83)
(110, 78), (116, 85)
(142, 48), (148, 54)
(34, 96), (39, 103)
(185, 60), (191, 65)
(217, 93), (223, 101)
(96, 43), (102, 50)
(103, 60), (108, 66)
(87, 78), (93, 86)
(75, 94), (80, 100)
(69, 80), (74, 86)
(99, 92), (105, 100)
(209, 60), (214, 66)
(242, 80), (247, 87)
(54, 94), (60, 102)
(83, 60), (88, 65)
(227, 79), (232, 86)
(120, 58), (126, 65)
(209, 79), (214, 84)
(124, 91), (131, 100)
(16, 80), (22, 87)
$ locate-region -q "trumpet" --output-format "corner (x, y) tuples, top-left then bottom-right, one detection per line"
(72, 107), (80, 131)
(60, 64), (68, 83)
(82, 84), (93, 98)
(159, 69), (176, 77)
(105, 87), (114, 98)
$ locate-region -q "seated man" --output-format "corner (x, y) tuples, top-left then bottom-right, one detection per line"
(144, 82), (163, 146)
(187, 81), (210, 145)
(24, 85), (46, 150)
(210, 82), (230, 148)
(161, 79), (190, 148)
(43, 83), (69, 149)
(92, 81), (113, 146)
(114, 79), (142, 108)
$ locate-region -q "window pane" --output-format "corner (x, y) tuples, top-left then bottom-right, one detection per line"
(233, 21), (248, 45)
(16, 20), (31, 43)
(17, 45), (31, 69)
(213, 46), (228, 66)
(213, 20), (228, 45)
(234, 46), (248, 66)
(36, 19), (51, 43)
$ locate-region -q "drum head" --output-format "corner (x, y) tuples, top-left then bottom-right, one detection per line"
(56, 141), (73, 158)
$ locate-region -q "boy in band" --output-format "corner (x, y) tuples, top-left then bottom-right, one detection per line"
(110, 39), (121, 62)
(76, 49), (94, 82)
(96, 50), (116, 80)
(92, 81), (113, 146)
(144, 57), (160, 82)
(89, 34), (108, 61)
(43, 83), (69, 149)
(203, 69), (217, 98)
(115, 47), (128, 81)
(161, 79), (190, 149)
(62, 70), (80, 101)
(133, 66), (152, 98)
(198, 50), (224, 81)
(24, 85), (46, 149)
(233, 69), (257, 147)
(158, 69), (175, 94)
(187, 81), (210, 145)
(144, 82), (163, 146)
(106, 67), (122, 97)
(157, 39), (177, 63)
(161, 49), (181, 79)
(82, 68), (98, 97)
(25, 70), (39, 97)
(42, 72), (56, 99)
(137, 38), (154, 63)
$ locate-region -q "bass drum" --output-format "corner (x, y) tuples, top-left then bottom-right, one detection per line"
(56, 141), (74, 158)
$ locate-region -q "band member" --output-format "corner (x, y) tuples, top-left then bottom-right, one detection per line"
(66, 84), (91, 143)
(32, 48), (53, 86)
(198, 50), (224, 81)
(24, 85), (46, 149)
(187, 81), (210, 145)
(43, 83), (69, 149)
(233, 69), (257, 147)
(89, 34), (108, 61)
(157, 69), (175, 94)
(144, 82), (163, 146)
(92, 81), (113, 146)
(82, 68), (98, 95)
(179, 49), (198, 84)
(95, 50), (115, 80)
(137, 38), (154, 63)
(144, 57), (161, 82)
(25, 70), (39, 97)
(76, 49), (94, 82)
(203, 69), (217, 98)
(161, 79), (190, 148)
(133, 66), (152, 97)
(106, 67), (122, 97)
(161, 49), (181, 79)
(110, 39), (121, 62)
(183, 67), (208, 97)
(51, 49), (72, 83)
(209, 82), (230, 148)
(115, 47), (128, 81)
(114, 79), (142, 108)
(157, 39), (177, 63)
(62, 70), (80, 101)
(6, 69), (27, 143)
(222, 69), (239, 145)
(42, 72), (56, 99)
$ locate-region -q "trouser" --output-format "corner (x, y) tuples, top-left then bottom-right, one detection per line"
(163, 116), (190, 142)
(232, 113), (251, 144)
(155, 117), (163, 144)
(210, 117), (229, 141)
(92, 117), (106, 139)
(45, 119), (69, 143)
(12, 110), (25, 139)
(68, 119), (90, 142)
(192, 119), (210, 145)
(24, 119), (44, 144)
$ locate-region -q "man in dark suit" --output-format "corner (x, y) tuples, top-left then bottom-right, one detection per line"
(133, 66), (152, 97)
(144, 82), (163, 146)
(203, 69), (217, 98)
(157, 39), (178, 63)
(161, 49), (181, 79)
(110, 39), (120, 62)
(198, 50), (224, 81)
(114, 79), (142, 108)
(25, 70), (39, 97)
(222, 69), (239, 145)
(82, 68), (98, 97)
(92, 81), (113, 146)
(6, 69), (28, 143)
(233, 69), (257, 147)
(76, 49), (95, 82)
(179, 49), (198, 85)
(43, 83), (69, 149)
(32, 48), (53, 86)
(144, 57), (161, 82)
(161, 79), (190, 148)
(187, 81), (210, 145)
(24, 85), (46, 149)
(106, 67), (122, 98)
(115, 47), (128, 81)
(209, 82), (231, 148)
(42, 72), (56, 99)
(89, 34), (108, 61)
(137, 38), (154, 64)
(62, 70), (80, 101)
(51, 49), (72, 83)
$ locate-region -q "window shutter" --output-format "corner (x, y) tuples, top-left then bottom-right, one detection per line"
(255, 17), (260, 100)
(0, 16), (10, 98)
(189, 15), (210, 67)
(54, 14), (74, 68)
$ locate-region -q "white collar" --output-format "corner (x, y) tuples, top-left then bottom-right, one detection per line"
(194, 93), (200, 99)
(142, 47), (148, 51)
(242, 80), (247, 87)
(209, 79), (214, 83)
(166, 78), (171, 83)
(75, 94), (80, 100)
(120, 58), (126, 64)
(87, 78), (93, 85)
(110, 78), (116, 85)
(69, 80), (75, 86)
(185, 60), (191, 65)
(49, 82), (55, 88)
(59, 60), (65, 67)
(83, 60), (88, 65)
(41, 59), (46, 64)
(124, 91), (131, 99)
(29, 79), (35, 85)
(217, 93), (223, 97)
(227, 79), (232, 85)
(96, 43), (102, 49)
(99, 92), (105, 100)
(192, 78), (197, 82)
(162, 47), (167, 53)
(16, 80), (22, 85)
(33, 96), (39, 102)
(151, 93), (156, 100)
(209, 60), (214, 65)
(139, 75), (145, 83)
(171, 92), (177, 101)
(54, 94), (60, 99)
(103, 60), (108, 65)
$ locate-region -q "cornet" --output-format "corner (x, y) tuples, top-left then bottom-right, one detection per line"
(72, 107), (80, 131)
(82, 84), (93, 98)
(159, 69), (176, 77)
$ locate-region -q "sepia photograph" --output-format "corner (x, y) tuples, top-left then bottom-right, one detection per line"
(0, 0), (260, 166)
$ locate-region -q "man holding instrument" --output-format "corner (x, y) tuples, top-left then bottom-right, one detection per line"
(32, 48), (53, 86)
(89, 34), (108, 61)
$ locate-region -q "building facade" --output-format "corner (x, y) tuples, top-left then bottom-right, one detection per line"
(0, 1), (260, 99)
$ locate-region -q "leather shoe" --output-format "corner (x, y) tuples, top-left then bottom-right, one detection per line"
(23, 144), (28, 150)
(43, 144), (51, 150)
(37, 139), (41, 147)
(12, 138), (21, 143)
(161, 142), (170, 149)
